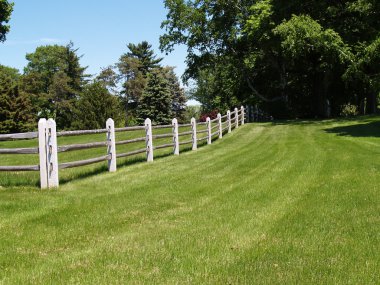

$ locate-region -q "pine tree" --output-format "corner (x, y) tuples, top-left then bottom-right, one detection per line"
(117, 41), (165, 124)
(73, 82), (125, 129)
(136, 68), (172, 125)
(163, 66), (187, 122)
(0, 65), (34, 133)
(125, 41), (163, 75)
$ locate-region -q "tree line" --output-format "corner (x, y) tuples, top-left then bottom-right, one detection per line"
(160, 0), (380, 118)
(2, 0), (379, 132)
(0, 41), (187, 133)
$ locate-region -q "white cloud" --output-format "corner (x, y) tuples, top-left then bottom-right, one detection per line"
(39, 38), (64, 44)
(4, 38), (65, 45)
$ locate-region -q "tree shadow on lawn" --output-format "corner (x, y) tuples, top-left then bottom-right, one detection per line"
(1, 139), (213, 190)
(324, 121), (380, 138)
(59, 144), (196, 186)
(270, 115), (380, 130)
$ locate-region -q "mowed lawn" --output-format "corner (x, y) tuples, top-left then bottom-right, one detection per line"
(0, 116), (379, 284)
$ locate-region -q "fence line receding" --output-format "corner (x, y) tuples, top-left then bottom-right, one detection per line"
(0, 106), (247, 189)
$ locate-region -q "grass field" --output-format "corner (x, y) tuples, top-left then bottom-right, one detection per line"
(0, 116), (379, 284)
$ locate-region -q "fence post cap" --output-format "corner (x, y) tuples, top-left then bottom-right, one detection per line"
(191, 117), (196, 123)
(206, 117), (210, 122)
(172, 118), (178, 124)
(144, 118), (152, 125)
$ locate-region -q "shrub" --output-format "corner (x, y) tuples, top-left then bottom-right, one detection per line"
(199, 110), (219, 122)
(340, 103), (358, 117)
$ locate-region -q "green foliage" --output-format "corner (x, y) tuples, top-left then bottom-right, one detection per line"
(0, 0), (13, 42)
(344, 36), (380, 113)
(162, 66), (187, 122)
(73, 82), (125, 129)
(126, 41), (163, 75)
(0, 65), (34, 133)
(22, 43), (88, 129)
(161, 0), (380, 117)
(117, 41), (186, 123)
(136, 68), (173, 125)
(244, 0), (273, 37)
(183, 105), (201, 122)
(117, 41), (163, 123)
(187, 62), (240, 113)
(96, 66), (119, 95)
(273, 15), (351, 66)
(2, 40), (185, 133)
(340, 103), (359, 117)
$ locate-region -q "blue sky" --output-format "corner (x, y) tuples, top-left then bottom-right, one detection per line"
(0, 0), (188, 81)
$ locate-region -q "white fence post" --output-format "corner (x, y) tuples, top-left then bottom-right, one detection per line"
(241, 106), (245, 125)
(227, 110), (231, 133)
(38, 118), (48, 189)
(206, 117), (212, 145)
(106, 118), (116, 172)
(145, 118), (153, 162)
(235, 107), (239, 129)
(191, 117), (197, 151)
(172, 118), (179, 155)
(46, 119), (59, 188)
(218, 113), (222, 139)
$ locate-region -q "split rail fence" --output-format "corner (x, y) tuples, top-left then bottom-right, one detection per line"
(0, 106), (246, 189)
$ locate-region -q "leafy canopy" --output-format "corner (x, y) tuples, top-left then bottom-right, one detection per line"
(0, 0), (13, 42)
(161, 0), (380, 117)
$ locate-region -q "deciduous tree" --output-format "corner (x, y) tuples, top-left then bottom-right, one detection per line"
(22, 42), (88, 128)
(0, 0), (13, 42)
(161, 0), (380, 117)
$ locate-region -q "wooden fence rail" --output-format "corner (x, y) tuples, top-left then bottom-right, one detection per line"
(0, 106), (247, 188)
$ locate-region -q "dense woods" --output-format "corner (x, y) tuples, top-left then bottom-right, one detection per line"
(1, 0), (379, 133)
(161, 0), (380, 118)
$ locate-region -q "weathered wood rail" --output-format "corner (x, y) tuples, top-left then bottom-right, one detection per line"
(0, 106), (246, 189)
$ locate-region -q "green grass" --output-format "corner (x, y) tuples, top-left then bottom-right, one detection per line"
(0, 116), (379, 284)
(0, 123), (205, 187)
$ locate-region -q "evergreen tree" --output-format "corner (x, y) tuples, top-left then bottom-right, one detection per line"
(73, 82), (125, 129)
(117, 41), (164, 123)
(0, 65), (34, 133)
(125, 41), (163, 75)
(22, 42), (88, 128)
(162, 66), (187, 122)
(136, 68), (172, 125)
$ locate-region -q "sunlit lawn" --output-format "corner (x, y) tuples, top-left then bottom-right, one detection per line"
(0, 116), (379, 284)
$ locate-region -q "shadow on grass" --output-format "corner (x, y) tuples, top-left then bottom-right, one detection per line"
(0, 142), (205, 189)
(0, 132), (228, 189)
(324, 121), (380, 138)
(58, 144), (197, 186)
(270, 115), (380, 127)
